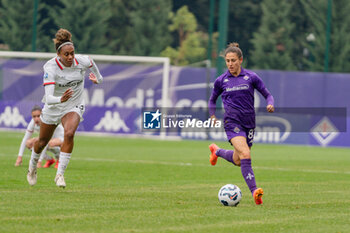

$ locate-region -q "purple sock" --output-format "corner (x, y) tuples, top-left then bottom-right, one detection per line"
(216, 149), (235, 165)
(240, 159), (257, 194)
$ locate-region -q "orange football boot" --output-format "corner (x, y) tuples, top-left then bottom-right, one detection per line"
(253, 188), (264, 205)
(54, 160), (59, 169)
(43, 159), (55, 168)
(209, 143), (219, 166)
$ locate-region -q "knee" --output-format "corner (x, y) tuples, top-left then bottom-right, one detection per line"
(25, 141), (33, 149)
(64, 130), (75, 142)
(37, 138), (49, 150)
(48, 141), (54, 148)
(234, 158), (241, 167)
(237, 150), (251, 160)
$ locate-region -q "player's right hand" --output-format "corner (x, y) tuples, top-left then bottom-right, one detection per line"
(61, 88), (73, 103)
(210, 115), (218, 124)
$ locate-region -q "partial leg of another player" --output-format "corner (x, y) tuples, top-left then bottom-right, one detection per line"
(37, 145), (54, 168)
(48, 146), (60, 169)
(27, 124), (57, 186)
(48, 139), (62, 169)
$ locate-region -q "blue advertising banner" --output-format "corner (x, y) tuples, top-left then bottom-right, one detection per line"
(0, 58), (349, 147)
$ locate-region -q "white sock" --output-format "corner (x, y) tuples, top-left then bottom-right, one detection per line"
(48, 146), (61, 160)
(40, 153), (53, 161)
(56, 152), (71, 176)
(39, 145), (49, 162)
(29, 150), (40, 170)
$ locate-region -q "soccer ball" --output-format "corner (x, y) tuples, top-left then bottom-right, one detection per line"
(218, 184), (242, 207)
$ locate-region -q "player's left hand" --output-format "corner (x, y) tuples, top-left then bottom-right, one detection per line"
(266, 104), (275, 113)
(89, 73), (99, 84)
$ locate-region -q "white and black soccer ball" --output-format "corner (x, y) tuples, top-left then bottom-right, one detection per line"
(218, 184), (242, 207)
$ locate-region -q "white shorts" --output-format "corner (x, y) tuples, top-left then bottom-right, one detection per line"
(41, 104), (85, 125)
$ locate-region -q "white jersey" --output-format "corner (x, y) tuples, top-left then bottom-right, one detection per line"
(41, 54), (102, 124)
(18, 119), (64, 156)
(27, 119), (41, 134)
(42, 54), (92, 112)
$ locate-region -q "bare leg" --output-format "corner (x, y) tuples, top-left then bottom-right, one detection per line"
(230, 136), (257, 194)
(33, 123), (58, 154)
(27, 123), (57, 186)
(60, 112), (80, 153)
(55, 112), (80, 188)
(26, 137), (38, 149)
(48, 138), (63, 148)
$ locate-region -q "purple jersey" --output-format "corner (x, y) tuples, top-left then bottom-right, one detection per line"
(209, 68), (274, 128)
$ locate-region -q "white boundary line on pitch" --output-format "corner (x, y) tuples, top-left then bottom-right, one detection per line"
(2, 153), (349, 175)
(73, 157), (350, 175)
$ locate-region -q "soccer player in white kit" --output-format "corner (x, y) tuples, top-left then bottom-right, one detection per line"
(15, 105), (64, 167)
(27, 28), (103, 188)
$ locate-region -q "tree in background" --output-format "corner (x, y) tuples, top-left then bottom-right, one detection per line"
(2, 0), (350, 71)
(172, 0), (263, 68)
(299, 0), (328, 72)
(301, 0), (350, 72)
(226, 0), (262, 67)
(49, 0), (112, 54)
(35, 0), (63, 52)
(250, 0), (296, 70)
(288, 0), (310, 70)
(330, 0), (350, 72)
(161, 6), (207, 65)
(108, 0), (172, 56)
(0, 0), (46, 51)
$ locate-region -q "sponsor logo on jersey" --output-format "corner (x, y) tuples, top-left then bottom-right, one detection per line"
(43, 73), (48, 79)
(226, 84), (249, 92)
(58, 80), (83, 88)
(0, 106), (28, 127)
(223, 79), (229, 82)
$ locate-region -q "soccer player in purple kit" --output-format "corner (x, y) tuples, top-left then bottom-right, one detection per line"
(208, 42), (274, 205)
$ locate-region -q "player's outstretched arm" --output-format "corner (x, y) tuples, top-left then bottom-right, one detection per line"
(89, 73), (99, 84)
(89, 59), (103, 84)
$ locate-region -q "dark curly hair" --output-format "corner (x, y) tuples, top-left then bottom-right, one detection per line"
(53, 28), (73, 51)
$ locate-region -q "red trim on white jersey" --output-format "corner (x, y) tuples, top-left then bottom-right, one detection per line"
(74, 58), (79, 66)
(55, 58), (63, 70)
(43, 82), (56, 86)
(88, 59), (93, 68)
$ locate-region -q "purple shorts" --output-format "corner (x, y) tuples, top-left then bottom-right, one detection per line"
(224, 121), (255, 147)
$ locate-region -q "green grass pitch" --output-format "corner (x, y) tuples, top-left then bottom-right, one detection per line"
(1, 131), (350, 233)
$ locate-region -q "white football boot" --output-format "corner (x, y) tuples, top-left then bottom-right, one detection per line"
(55, 174), (66, 188)
(27, 167), (37, 186)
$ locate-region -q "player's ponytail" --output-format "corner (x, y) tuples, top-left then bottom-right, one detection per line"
(223, 42), (243, 58)
(53, 28), (74, 52)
